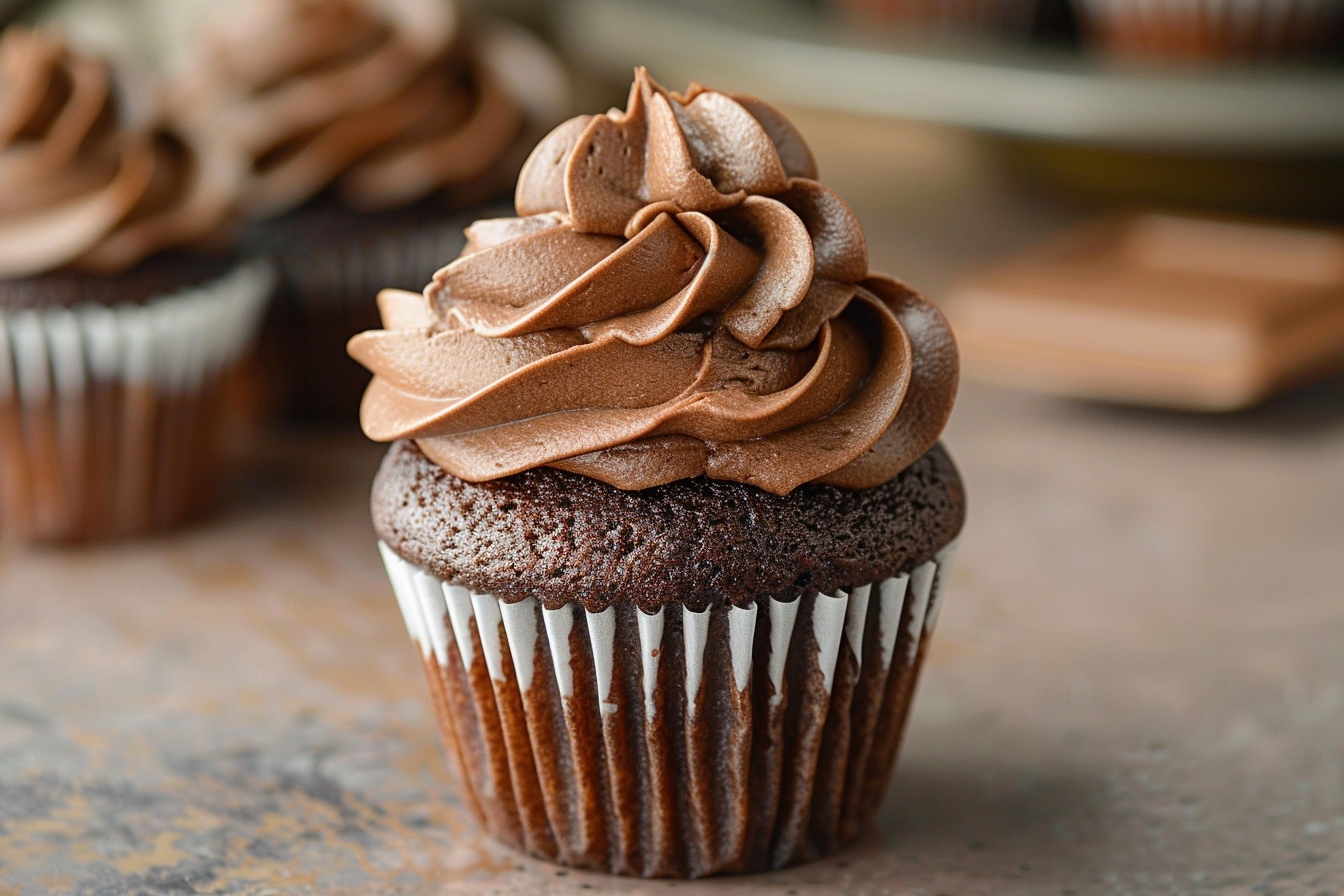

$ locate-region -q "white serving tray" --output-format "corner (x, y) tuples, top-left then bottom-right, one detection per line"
(558, 0), (1344, 153)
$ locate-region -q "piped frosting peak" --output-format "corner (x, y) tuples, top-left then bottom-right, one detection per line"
(350, 70), (958, 495)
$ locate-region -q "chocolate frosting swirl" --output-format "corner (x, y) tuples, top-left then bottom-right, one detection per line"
(350, 71), (958, 495)
(171, 0), (532, 218)
(0, 27), (237, 278)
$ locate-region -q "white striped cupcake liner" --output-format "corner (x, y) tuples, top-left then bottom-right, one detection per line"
(379, 536), (959, 878)
(0, 261), (274, 541)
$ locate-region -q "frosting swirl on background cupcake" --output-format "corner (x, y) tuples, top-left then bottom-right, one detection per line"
(350, 70), (958, 496)
(170, 0), (536, 217)
(0, 26), (236, 278)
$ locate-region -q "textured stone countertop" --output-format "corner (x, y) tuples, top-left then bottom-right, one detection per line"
(3, 116), (1344, 895)
(4, 376), (1342, 896)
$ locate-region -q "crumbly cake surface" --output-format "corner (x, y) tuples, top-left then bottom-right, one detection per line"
(373, 439), (965, 611)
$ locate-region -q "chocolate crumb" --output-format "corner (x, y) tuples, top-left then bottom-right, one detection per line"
(372, 440), (965, 611)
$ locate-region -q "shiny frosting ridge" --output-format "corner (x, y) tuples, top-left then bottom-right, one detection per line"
(350, 70), (958, 496)
(0, 27), (237, 278)
(171, 0), (530, 218)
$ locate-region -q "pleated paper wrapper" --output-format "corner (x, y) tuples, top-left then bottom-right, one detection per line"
(0, 262), (273, 541)
(380, 537), (959, 878)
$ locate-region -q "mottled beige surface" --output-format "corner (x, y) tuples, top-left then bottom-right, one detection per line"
(3, 117), (1343, 895)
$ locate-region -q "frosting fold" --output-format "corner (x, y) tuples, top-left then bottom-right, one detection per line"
(351, 71), (957, 495)
(0, 27), (236, 278)
(171, 0), (533, 217)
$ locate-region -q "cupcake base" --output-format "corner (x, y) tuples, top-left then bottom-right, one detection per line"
(379, 538), (959, 877)
(0, 261), (272, 542)
(1077, 0), (1344, 60)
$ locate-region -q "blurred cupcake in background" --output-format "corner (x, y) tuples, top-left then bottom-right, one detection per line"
(1075, 0), (1343, 60)
(0, 26), (271, 542)
(833, 0), (1062, 43)
(170, 0), (569, 422)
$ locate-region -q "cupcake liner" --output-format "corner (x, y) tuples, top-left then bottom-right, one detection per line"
(1077, 0), (1343, 58)
(379, 537), (960, 878)
(0, 261), (273, 541)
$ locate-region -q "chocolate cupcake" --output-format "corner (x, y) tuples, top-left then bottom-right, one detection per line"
(351, 70), (964, 877)
(1076, 0), (1343, 60)
(170, 0), (568, 421)
(0, 27), (271, 543)
(834, 0), (1046, 41)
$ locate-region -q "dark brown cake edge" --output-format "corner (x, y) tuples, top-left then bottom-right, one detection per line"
(372, 439), (966, 612)
(0, 251), (241, 310)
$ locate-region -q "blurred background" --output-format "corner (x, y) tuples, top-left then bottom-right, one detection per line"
(25, 0), (1344, 224)
(17, 0), (1344, 303)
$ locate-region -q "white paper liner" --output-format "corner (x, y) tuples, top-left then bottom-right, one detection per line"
(379, 537), (960, 878)
(0, 261), (274, 541)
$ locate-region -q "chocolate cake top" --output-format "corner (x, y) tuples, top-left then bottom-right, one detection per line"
(373, 438), (965, 611)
